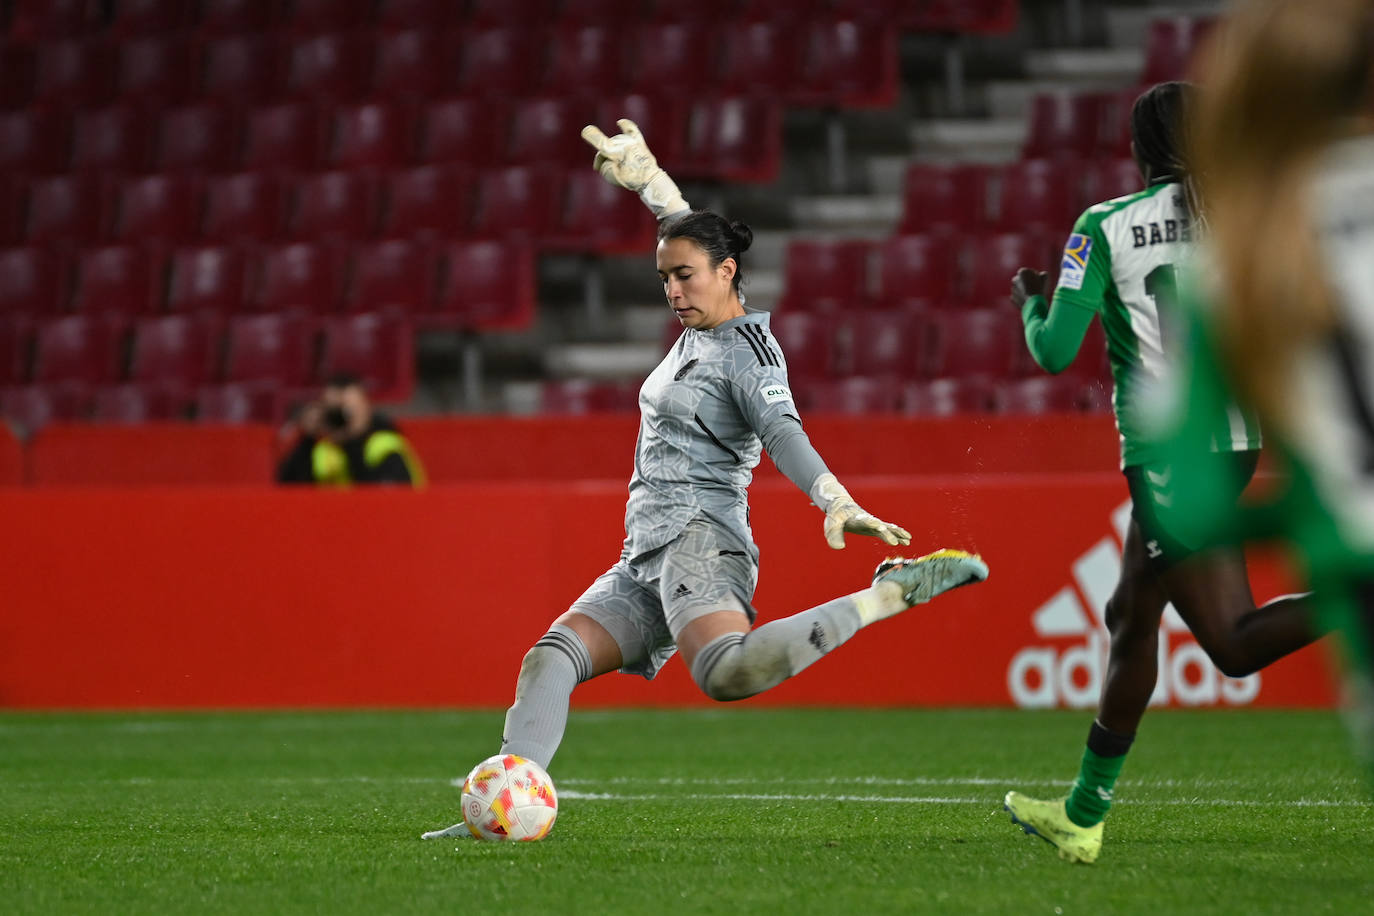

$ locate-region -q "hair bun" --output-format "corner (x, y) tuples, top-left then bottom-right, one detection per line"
(728, 219), (753, 255)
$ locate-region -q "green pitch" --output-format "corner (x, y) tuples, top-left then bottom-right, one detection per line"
(4, 708), (1371, 915)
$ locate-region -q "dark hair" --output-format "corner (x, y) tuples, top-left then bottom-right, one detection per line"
(1131, 81), (1194, 184)
(326, 372), (362, 390)
(658, 210), (753, 299)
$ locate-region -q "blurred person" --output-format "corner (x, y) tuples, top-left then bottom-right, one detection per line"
(422, 120), (988, 839)
(1000, 81), (1324, 863)
(277, 373), (425, 486)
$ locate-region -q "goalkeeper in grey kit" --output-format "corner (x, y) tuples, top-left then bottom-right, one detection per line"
(424, 122), (987, 838)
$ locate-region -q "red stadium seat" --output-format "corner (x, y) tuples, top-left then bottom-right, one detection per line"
(739, 0), (829, 19)
(961, 230), (1052, 309)
(416, 97), (507, 167)
(68, 106), (153, 173)
(251, 242), (347, 314)
(799, 376), (900, 413)
(0, 247), (67, 317)
(109, 0), (194, 35)
(0, 383), (89, 430)
(326, 101), (415, 170)
(793, 19), (899, 108)
(371, 29), (448, 98)
(506, 96), (597, 167)
(196, 0), (275, 34)
(925, 309), (1020, 379)
(89, 383), (188, 422)
(282, 32), (372, 101)
(0, 108), (67, 175)
(347, 240), (436, 314)
(31, 315), (124, 384)
(992, 375), (1095, 414)
(680, 97), (782, 184)
(469, 166), (563, 242)
(280, 0), (372, 33)
(23, 174), (107, 244)
(626, 22), (710, 94)
(767, 312), (837, 380)
(69, 245), (163, 316)
(0, 319), (31, 383)
(0, 43), (35, 110)
(559, 0), (648, 21)
(992, 159), (1079, 234)
(454, 28), (543, 97)
(592, 94), (687, 170)
(645, 0), (735, 21)
(466, 0), (552, 26)
(1142, 16), (1196, 85)
(30, 38), (114, 108)
(154, 103), (239, 173)
(539, 378), (640, 414)
(194, 382), (284, 423)
(222, 313), (314, 385)
(109, 174), (203, 244)
(199, 34), (284, 103)
(1081, 157), (1143, 210)
(841, 309), (931, 380)
(376, 164), (475, 240)
(0, 178), (20, 245)
(287, 171), (379, 242)
(239, 101), (326, 172)
(166, 245), (249, 315)
(875, 234), (957, 311)
(1022, 91), (1111, 160)
(899, 162), (991, 234)
(430, 240), (535, 330)
(127, 314), (220, 387)
(543, 26), (625, 95)
(375, 0), (458, 30)
(317, 312), (414, 401)
(719, 21), (797, 98)
(899, 376), (995, 415)
(201, 172), (289, 242)
(115, 36), (196, 104)
(547, 168), (658, 255)
(778, 239), (873, 312)
(8, 0), (99, 40)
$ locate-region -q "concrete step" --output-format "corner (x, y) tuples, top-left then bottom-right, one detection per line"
(1024, 47), (1143, 82)
(1104, 3), (1225, 49)
(909, 117), (1025, 163)
(787, 195), (902, 234)
(984, 76), (1137, 119)
(542, 341), (664, 379)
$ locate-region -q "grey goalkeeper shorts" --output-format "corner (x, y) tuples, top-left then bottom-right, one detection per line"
(569, 515), (759, 679)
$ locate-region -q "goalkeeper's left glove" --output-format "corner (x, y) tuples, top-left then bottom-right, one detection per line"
(809, 472), (913, 550)
(580, 118), (689, 219)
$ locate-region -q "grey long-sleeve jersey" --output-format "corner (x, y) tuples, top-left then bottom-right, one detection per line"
(622, 308), (830, 560)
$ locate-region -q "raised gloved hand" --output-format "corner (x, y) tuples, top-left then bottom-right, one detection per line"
(809, 472), (913, 550)
(580, 118), (689, 219)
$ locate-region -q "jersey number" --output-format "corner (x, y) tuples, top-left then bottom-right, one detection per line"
(1144, 263), (1179, 353)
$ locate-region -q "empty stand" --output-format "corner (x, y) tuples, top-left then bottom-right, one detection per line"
(30, 38), (114, 108)
(539, 378), (640, 414)
(841, 309), (930, 379)
(592, 94), (687, 170)
(1080, 157), (1143, 209)
(199, 34), (284, 103)
(0, 318), (29, 383)
(1022, 91), (1111, 160)
(0, 247), (67, 317)
(68, 105), (153, 173)
(766, 312), (836, 380)
(109, 174), (202, 243)
(793, 19), (899, 108)
(800, 376), (901, 413)
(281, 32), (372, 101)
(347, 239), (436, 314)
(376, 164), (475, 240)
(21, 174), (106, 244)
(251, 242), (347, 314)
(0, 109), (68, 175)
(326, 101), (415, 169)
(109, 0), (194, 36)
(69, 245), (162, 315)
(455, 27), (543, 96)
(992, 159), (1079, 234)
(115, 35), (196, 104)
(899, 163), (991, 234)
(899, 376), (996, 415)
(961, 230), (1054, 309)
(375, 0), (458, 31)
(718, 20), (798, 98)
(542, 26), (625, 95)
(202, 172), (289, 242)
(430, 240), (535, 330)
(0, 383), (88, 431)
(318, 312), (414, 401)
(681, 97), (783, 183)
(8, 0), (99, 41)
(166, 245), (249, 315)
(925, 310), (1021, 379)
(31, 315), (124, 384)
(992, 375), (1095, 414)
(627, 22), (709, 93)
(779, 239), (873, 312)
(222, 313), (314, 385)
(876, 234), (957, 310)
(287, 171), (379, 241)
(280, 0), (373, 34)
(468, 166), (562, 242)
(547, 168), (657, 254)
(239, 101), (325, 172)
(194, 382), (284, 423)
(371, 29), (447, 98)
(153, 103), (239, 172)
(89, 382), (186, 422)
(416, 97), (507, 167)
(127, 314), (220, 388)
(196, 0), (275, 36)
(506, 96), (598, 167)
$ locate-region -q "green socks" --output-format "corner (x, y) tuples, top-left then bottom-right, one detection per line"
(1065, 720), (1134, 828)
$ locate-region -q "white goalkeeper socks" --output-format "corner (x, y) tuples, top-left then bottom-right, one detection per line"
(499, 624), (592, 771)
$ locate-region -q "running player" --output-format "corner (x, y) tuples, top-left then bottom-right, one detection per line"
(422, 121), (988, 839)
(1000, 81), (1325, 863)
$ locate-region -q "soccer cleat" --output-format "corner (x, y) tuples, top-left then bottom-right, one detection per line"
(1003, 791), (1103, 864)
(872, 549), (988, 607)
(420, 821), (475, 840)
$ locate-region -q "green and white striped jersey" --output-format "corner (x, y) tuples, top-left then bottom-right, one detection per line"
(1051, 181), (1262, 467)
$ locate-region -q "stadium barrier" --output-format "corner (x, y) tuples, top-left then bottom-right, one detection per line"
(0, 473), (1336, 710)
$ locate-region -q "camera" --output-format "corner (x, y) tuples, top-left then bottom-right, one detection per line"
(322, 405), (350, 431)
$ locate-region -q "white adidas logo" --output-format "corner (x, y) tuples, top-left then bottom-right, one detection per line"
(1006, 501), (1261, 709)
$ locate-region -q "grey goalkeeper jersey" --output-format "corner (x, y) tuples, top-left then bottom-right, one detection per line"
(623, 309), (830, 560)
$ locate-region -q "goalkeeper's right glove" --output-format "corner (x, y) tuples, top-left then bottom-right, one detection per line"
(580, 118), (689, 220)
(810, 473), (913, 551)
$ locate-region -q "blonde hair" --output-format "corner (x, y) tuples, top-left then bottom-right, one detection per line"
(1192, 0), (1373, 430)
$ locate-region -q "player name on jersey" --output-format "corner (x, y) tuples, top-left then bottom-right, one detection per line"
(1129, 217), (1193, 248)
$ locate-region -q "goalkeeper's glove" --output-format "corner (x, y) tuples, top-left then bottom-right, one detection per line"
(809, 472), (913, 550)
(580, 118), (689, 219)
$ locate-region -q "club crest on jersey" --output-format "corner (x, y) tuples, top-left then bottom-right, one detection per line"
(1057, 233), (1093, 291)
(759, 383), (791, 405)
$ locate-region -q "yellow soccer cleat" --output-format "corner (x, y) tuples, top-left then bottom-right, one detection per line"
(1003, 791), (1103, 864)
(872, 549), (988, 607)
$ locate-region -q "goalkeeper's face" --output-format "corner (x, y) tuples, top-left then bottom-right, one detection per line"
(657, 237), (742, 330)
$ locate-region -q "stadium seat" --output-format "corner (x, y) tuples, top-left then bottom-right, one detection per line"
(166, 245), (249, 315)
(376, 164), (475, 240)
(625, 22), (710, 94)
(680, 97), (782, 183)
(592, 94), (687, 170)
(127, 314), (220, 387)
(109, 0), (194, 35)
(766, 312), (837, 380)
(69, 245), (163, 316)
(416, 97), (507, 167)
(30, 38), (114, 108)
(0, 247), (67, 317)
(542, 26), (625, 95)
(89, 383), (188, 422)
(0, 178), (20, 245)
(371, 29), (448, 98)
(193, 382), (284, 423)
(899, 376), (996, 415)
(31, 315), (124, 384)
(468, 166), (563, 242)
(799, 376), (900, 413)
(0, 319), (30, 383)
(23, 174), (107, 244)
(430, 240), (535, 330)
(466, 0), (553, 26)
(1081, 157), (1143, 210)
(282, 32), (372, 101)
(199, 34), (284, 102)
(0, 383), (89, 430)
(239, 101), (326, 172)
(899, 163), (991, 234)
(251, 242), (347, 314)
(961, 230), (1052, 309)
(778, 239), (873, 312)
(347, 239), (436, 314)
(841, 309), (931, 379)
(648, 0), (736, 23)
(455, 28), (543, 97)
(793, 19), (899, 109)
(153, 103), (239, 173)
(68, 106), (153, 173)
(109, 174), (203, 244)
(875, 234), (957, 311)
(1142, 16), (1197, 85)
(317, 312), (414, 401)
(559, 0), (649, 21)
(222, 313), (314, 385)
(375, 0), (458, 30)
(115, 36), (196, 104)
(506, 96), (597, 167)
(201, 172), (289, 242)
(1021, 91), (1111, 161)
(8, 0), (99, 40)
(0, 109), (67, 175)
(925, 309), (1020, 379)
(539, 378), (640, 414)
(992, 159), (1079, 234)
(718, 21), (797, 98)
(287, 171), (379, 242)
(325, 101), (415, 170)
(280, 0), (372, 33)
(994, 375), (1093, 414)
(196, 0), (274, 34)
(547, 168), (657, 255)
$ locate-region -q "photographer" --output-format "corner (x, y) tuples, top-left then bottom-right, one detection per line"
(276, 374), (425, 486)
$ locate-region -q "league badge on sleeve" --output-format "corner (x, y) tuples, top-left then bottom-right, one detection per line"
(1057, 233), (1093, 291)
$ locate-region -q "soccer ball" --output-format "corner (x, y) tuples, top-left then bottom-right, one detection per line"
(460, 754), (558, 842)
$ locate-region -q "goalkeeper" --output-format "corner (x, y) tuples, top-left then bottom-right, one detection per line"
(424, 121), (986, 837)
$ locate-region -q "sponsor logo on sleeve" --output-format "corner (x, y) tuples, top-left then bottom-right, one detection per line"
(760, 383), (792, 405)
(1057, 233), (1093, 291)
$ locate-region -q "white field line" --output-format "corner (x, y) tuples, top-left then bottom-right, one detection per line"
(557, 789), (1370, 808)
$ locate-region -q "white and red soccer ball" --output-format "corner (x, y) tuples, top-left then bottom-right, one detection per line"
(460, 754), (558, 842)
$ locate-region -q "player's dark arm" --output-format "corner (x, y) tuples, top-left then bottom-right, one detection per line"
(367, 452), (414, 485)
(1013, 268), (1097, 374)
